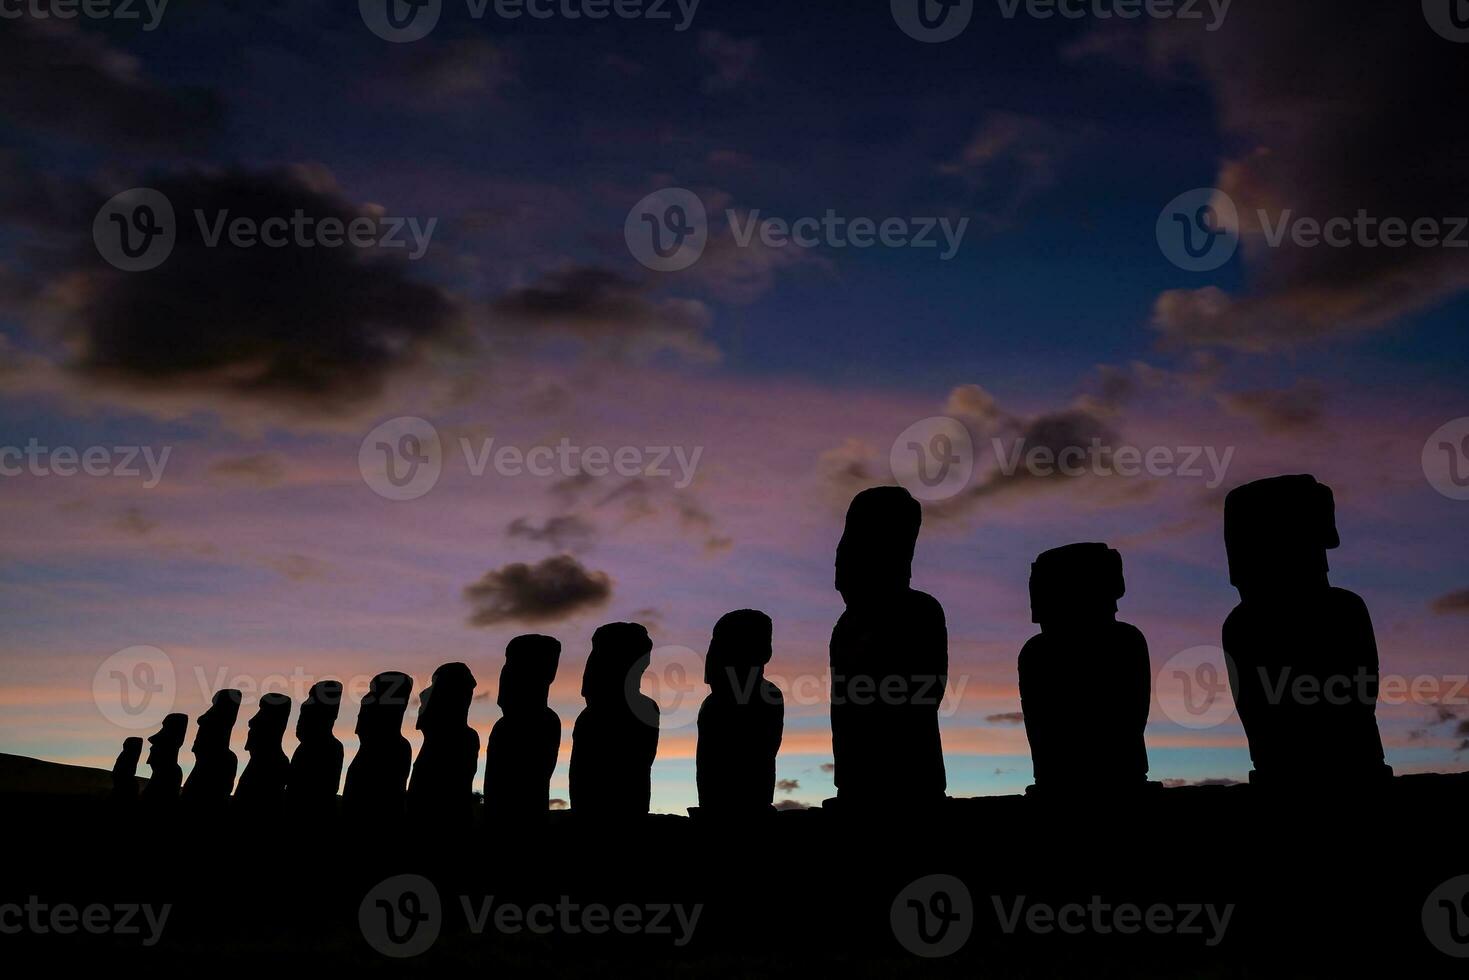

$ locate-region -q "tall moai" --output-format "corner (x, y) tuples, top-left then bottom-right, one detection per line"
(235, 693), (292, 808)
(1019, 544), (1151, 793)
(483, 635), (562, 827)
(569, 623), (659, 819)
(288, 680), (344, 815)
(696, 610), (784, 816)
(407, 662), (480, 828)
(343, 671), (414, 821)
(1223, 475), (1390, 786)
(181, 689), (242, 809)
(830, 487), (948, 808)
(141, 713), (188, 807)
(111, 736), (144, 804)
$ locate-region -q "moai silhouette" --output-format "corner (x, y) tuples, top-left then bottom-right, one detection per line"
(111, 736), (143, 803)
(343, 671), (414, 820)
(1223, 475), (1390, 786)
(407, 662), (480, 827)
(569, 623), (659, 819)
(288, 680), (344, 815)
(697, 610), (784, 816)
(181, 689), (241, 809)
(830, 488), (948, 809)
(235, 693), (292, 807)
(1019, 544), (1151, 793)
(483, 635), (562, 826)
(141, 713), (187, 806)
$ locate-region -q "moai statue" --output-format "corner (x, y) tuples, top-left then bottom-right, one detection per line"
(483, 635), (562, 826)
(288, 680), (344, 815)
(111, 737), (143, 804)
(1019, 544), (1151, 793)
(1223, 475), (1390, 786)
(141, 713), (188, 806)
(830, 488), (948, 809)
(235, 693), (292, 807)
(407, 663), (480, 828)
(343, 671), (414, 820)
(569, 623), (659, 819)
(697, 610), (784, 816)
(181, 689), (241, 809)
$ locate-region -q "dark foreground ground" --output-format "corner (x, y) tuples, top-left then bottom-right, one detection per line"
(3, 757), (1466, 976)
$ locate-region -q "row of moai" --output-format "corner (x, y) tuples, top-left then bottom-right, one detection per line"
(113, 472), (1390, 820)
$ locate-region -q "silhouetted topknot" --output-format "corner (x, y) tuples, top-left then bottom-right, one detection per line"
(705, 609), (773, 684)
(1224, 474), (1339, 587)
(151, 712), (188, 746)
(297, 680), (342, 734)
(835, 486), (922, 593)
(500, 634), (561, 709)
(251, 693), (292, 740)
(359, 671), (413, 729)
(582, 622), (653, 700)
(1029, 543), (1125, 623)
(418, 662), (476, 731)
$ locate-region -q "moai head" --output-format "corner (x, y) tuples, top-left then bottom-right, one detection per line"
(582, 622), (653, 705)
(147, 713), (188, 767)
(192, 689), (242, 754)
(705, 609), (773, 694)
(499, 635), (561, 713)
(245, 694), (292, 754)
(835, 487), (922, 601)
(1225, 475), (1339, 600)
(296, 680), (342, 741)
(1029, 543), (1125, 630)
(357, 671), (414, 741)
(416, 663), (476, 734)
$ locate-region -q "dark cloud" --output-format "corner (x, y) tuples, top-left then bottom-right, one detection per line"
(818, 762), (835, 774)
(114, 507), (156, 536)
(549, 798), (568, 810)
(464, 555), (612, 627)
(1431, 589), (1469, 615)
(1218, 383), (1325, 433)
(772, 800), (810, 811)
(491, 266), (716, 361)
(1160, 777), (1242, 789)
(1147, 5), (1469, 349)
(775, 778), (799, 793)
(938, 112), (1076, 230)
(507, 515), (596, 553)
(985, 712), (1025, 726)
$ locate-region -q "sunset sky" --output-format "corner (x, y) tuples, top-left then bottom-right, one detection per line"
(1, 1), (1466, 813)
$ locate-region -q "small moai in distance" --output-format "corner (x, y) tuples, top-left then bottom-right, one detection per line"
(696, 610), (784, 816)
(181, 689), (242, 809)
(343, 671), (414, 821)
(569, 623), (659, 819)
(483, 635), (562, 827)
(407, 662), (480, 828)
(1019, 544), (1151, 793)
(288, 680), (344, 815)
(829, 487), (948, 809)
(112, 736), (143, 804)
(141, 713), (188, 807)
(1222, 475), (1390, 786)
(234, 693), (292, 808)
